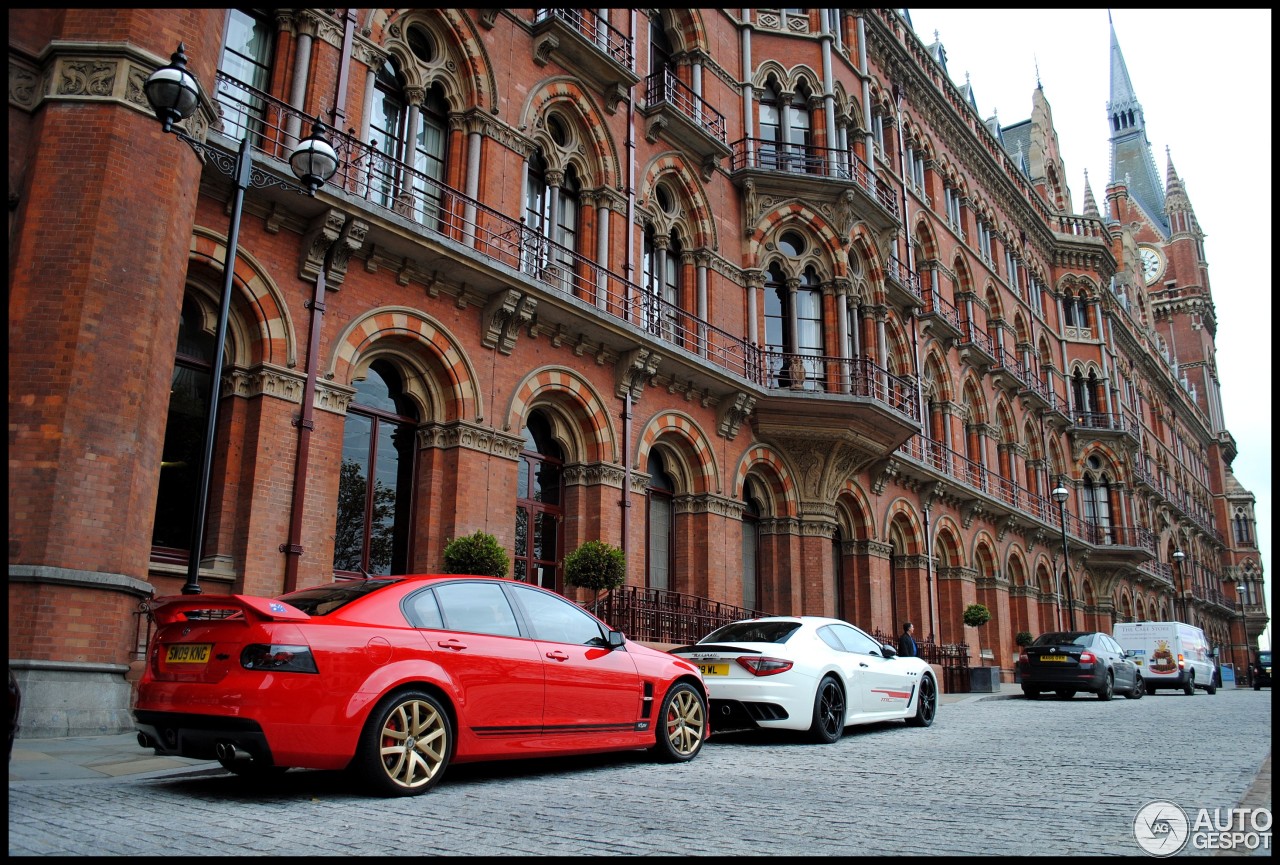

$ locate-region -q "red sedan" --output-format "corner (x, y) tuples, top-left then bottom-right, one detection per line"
(134, 575), (709, 796)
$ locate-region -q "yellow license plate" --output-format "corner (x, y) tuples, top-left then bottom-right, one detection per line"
(1039, 655), (1068, 662)
(166, 643), (212, 664)
(698, 663), (729, 676)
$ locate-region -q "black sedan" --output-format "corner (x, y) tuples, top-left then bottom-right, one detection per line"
(1018, 631), (1142, 701)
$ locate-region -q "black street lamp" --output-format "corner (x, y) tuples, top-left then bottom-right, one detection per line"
(144, 44), (337, 594)
(1051, 481), (1075, 631)
(1172, 549), (1187, 622)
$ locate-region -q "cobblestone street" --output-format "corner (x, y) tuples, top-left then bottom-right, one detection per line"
(8, 688), (1271, 856)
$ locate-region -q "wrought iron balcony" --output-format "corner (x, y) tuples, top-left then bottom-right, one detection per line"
(729, 136), (899, 234)
(883, 254), (923, 311)
(919, 285), (962, 341)
(531, 9), (638, 102)
(641, 69), (730, 174)
(956, 320), (997, 368)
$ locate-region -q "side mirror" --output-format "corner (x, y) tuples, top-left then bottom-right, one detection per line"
(881, 644), (898, 658)
(607, 630), (625, 650)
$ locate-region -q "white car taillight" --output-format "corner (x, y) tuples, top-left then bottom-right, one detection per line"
(736, 656), (793, 676)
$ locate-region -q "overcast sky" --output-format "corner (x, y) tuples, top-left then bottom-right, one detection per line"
(904, 9), (1272, 650)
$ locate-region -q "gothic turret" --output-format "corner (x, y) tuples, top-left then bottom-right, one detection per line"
(1107, 12), (1168, 236)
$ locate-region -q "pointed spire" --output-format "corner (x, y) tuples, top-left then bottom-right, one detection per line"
(1107, 13), (1141, 123)
(1106, 16), (1168, 237)
(1082, 170), (1100, 220)
(1164, 147), (1201, 237)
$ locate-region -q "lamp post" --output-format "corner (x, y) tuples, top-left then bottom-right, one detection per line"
(144, 44), (337, 594)
(1051, 481), (1075, 630)
(1172, 549), (1187, 622)
(1235, 579), (1248, 688)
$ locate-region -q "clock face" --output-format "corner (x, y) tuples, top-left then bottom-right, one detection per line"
(1140, 247), (1163, 284)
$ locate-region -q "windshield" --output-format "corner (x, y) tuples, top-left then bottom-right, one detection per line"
(1032, 632), (1091, 647)
(699, 621), (801, 644)
(280, 579), (399, 616)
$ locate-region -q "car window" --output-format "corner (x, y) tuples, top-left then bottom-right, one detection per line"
(403, 588), (444, 629)
(829, 623), (881, 656)
(280, 579), (399, 616)
(700, 621), (801, 644)
(434, 581), (522, 637)
(1033, 632), (1090, 647)
(510, 584), (606, 646)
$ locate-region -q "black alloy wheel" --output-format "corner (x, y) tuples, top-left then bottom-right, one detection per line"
(1097, 671), (1114, 701)
(906, 674), (937, 727)
(807, 676), (845, 744)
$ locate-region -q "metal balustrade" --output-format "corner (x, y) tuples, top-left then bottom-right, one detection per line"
(533, 8), (634, 70)
(644, 68), (727, 144)
(757, 352), (918, 414)
(729, 137), (899, 216)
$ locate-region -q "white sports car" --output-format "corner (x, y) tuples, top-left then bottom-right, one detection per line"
(670, 616), (937, 743)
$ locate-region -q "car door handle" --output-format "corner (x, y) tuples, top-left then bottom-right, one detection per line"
(437, 639), (467, 650)
(545, 650), (569, 662)
(859, 662), (869, 668)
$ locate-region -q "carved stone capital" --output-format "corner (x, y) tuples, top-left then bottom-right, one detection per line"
(482, 289), (537, 355)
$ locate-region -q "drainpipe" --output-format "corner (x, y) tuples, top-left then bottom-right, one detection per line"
(621, 9), (637, 560)
(282, 218), (351, 592)
(331, 9), (356, 132)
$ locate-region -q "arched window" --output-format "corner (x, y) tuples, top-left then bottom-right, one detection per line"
(741, 478), (764, 611)
(1233, 506), (1253, 546)
(515, 411), (563, 591)
(370, 60), (407, 210)
(523, 130), (581, 282)
(333, 361), (418, 576)
(369, 62), (450, 225)
(758, 79), (783, 169)
(1082, 455), (1114, 544)
(646, 450), (676, 591)
(218, 9), (274, 141)
(642, 222), (682, 341)
(152, 295), (217, 559)
(764, 232), (825, 390)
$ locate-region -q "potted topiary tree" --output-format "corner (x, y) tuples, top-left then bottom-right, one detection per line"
(563, 539), (626, 614)
(1014, 632), (1034, 683)
(963, 603), (999, 692)
(441, 530), (509, 577)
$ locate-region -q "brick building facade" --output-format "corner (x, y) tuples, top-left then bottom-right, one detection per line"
(8, 9), (1266, 737)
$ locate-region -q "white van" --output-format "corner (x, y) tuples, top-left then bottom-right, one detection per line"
(1112, 622), (1217, 695)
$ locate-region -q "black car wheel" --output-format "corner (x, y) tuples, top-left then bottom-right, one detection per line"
(1096, 671), (1114, 701)
(1055, 689), (1076, 700)
(650, 682), (707, 763)
(807, 676), (845, 744)
(1021, 686), (1041, 699)
(353, 689), (452, 797)
(1124, 676), (1144, 700)
(1183, 673), (1195, 696)
(906, 674), (937, 728)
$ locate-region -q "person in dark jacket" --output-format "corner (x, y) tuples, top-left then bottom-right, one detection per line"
(897, 621), (918, 658)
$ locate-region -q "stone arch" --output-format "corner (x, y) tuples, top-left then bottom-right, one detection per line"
(833, 481), (875, 540)
(884, 500), (924, 556)
(733, 444), (798, 518)
(505, 366), (617, 465)
(520, 78), (620, 190)
(187, 226), (297, 370)
(326, 306), (481, 424)
(635, 410), (719, 496)
(747, 203), (845, 271)
(369, 8), (496, 112)
(638, 152), (717, 251)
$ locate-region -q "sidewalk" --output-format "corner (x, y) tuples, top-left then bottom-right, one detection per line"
(7, 686), (1006, 783)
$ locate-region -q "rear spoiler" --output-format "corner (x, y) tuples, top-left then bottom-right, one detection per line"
(148, 594), (310, 627)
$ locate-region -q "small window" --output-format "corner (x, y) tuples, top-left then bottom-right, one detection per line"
(778, 231), (806, 257)
(547, 114), (570, 148)
(435, 581), (522, 637)
(406, 24), (435, 63)
(511, 584), (607, 645)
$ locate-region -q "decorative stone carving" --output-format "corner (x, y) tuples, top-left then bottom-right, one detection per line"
(616, 347), (660, 400)
(482, 289), (536, 355)
(716, 391), (755, 440)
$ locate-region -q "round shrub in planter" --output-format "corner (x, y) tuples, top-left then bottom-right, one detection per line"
(442, 530), (509, 577)
(564, 540), (626, 611)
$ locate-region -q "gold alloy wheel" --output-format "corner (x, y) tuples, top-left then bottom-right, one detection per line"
(663, 686), (706, 757)
(378, 696), (448, 790)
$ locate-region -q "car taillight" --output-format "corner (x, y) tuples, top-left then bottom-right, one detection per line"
(1018, 652), (1029, 664)
(241, 644), (318, 673)
(736, 656), (793, 676)
(1078, 651), (1096, 664)
(1177, 652), (1185, 669)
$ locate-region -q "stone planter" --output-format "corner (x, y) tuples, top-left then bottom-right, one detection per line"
(969, 666), (1001, 693)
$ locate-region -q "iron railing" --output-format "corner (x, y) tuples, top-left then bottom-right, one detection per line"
(729, 136), (899, 217)
(644, 68), (727, 144)
(533, 9), (634, 70)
